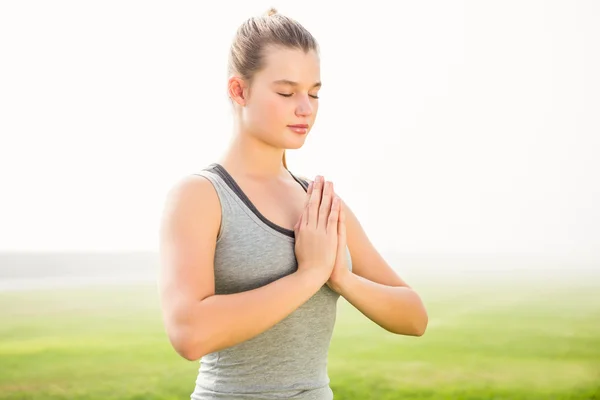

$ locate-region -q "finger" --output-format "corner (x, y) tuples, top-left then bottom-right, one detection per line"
(328, 195), (341, 235)
(318, 181), (334, 228)
(302, 180), (313, 213)
(307, 176), (323, 227)
(298, 180), (314, 230)
(307, 180), (314, 195)
(338, 201), (347, 245)
(335, 203), (347, 267)
(298, 206), (307, 230)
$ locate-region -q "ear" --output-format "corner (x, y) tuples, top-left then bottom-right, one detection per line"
(228, 76), (247, 106)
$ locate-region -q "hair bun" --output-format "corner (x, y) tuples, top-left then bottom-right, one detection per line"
(265, 7), (278, 17)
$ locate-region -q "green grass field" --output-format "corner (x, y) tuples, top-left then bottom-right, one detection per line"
(1, 273), (598, 399)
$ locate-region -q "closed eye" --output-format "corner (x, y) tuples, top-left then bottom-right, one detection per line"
(277, 93), (319, 99)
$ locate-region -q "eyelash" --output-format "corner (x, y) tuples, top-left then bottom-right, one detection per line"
(278, 93), (320, 99)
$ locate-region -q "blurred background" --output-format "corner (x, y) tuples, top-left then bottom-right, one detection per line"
(0, 1), (598, 399)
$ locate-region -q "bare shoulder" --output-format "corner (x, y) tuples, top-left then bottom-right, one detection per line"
(162, 173), (220, 217)
(160, 174), (221, 243)
(158, 173), (221, 308)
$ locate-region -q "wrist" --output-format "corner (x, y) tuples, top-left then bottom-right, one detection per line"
(330, 270), (353, 295)
(295, 265), (328, 286)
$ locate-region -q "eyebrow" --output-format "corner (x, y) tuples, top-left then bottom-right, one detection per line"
(272, 79), (322, 89)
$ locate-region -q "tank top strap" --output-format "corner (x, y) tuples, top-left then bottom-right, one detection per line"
(287, 170), (310, 191)
(193, 163), (311, 242)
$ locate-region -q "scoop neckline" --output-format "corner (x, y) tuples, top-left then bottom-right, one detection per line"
(208, 163), (309, 238)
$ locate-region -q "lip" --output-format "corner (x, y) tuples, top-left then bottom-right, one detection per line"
(288, 126), (308, 134)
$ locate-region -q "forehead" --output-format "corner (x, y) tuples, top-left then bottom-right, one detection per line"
(257, 46), (320, 86)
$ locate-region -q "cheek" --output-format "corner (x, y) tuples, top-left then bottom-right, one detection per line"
(254, 97), (287, 127)
(245, 96), (289, 141)
(267, 97), (288, 119)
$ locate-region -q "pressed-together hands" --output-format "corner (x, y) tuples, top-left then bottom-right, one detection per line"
(293, 176), (350, 293)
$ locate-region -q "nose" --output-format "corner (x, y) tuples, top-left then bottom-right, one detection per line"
(295, 95), (314, 118)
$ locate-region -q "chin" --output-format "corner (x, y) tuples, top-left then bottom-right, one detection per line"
(285, 136), (307, 150)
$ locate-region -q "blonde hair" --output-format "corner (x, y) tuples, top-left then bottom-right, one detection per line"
(228, 7), (319, 170)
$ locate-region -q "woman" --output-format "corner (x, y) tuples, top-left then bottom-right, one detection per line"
(158, 8), (428, 400)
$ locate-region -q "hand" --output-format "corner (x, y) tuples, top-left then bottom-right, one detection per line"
(301, 178), (350, 294)
(327, 199), (350, 294)
(293, 176), (340, 284)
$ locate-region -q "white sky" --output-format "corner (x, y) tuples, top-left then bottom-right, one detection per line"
(0, 1), (598, 262)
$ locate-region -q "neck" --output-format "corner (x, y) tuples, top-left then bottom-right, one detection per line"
(219, 128), (288, 180)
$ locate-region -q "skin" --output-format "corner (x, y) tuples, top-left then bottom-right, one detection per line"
(158, 45), (428, 362)
(218, 45), (321, 236)
(222, 44), (429, 336)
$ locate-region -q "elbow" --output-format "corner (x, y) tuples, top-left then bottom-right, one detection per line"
(397, 314), (427, 337)
(176, 342), (204, 362)
(180, 350), (203, 362)
(411, 313), (428, 337)
(396, 295), (429, 337)
(177, 340), (212, 362)
(386, 317), (427, 336)
(411, 304), (429, 336)
(167, 326), (209, 362)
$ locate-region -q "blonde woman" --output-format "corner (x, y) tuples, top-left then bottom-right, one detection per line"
(159, 8), (428, 400)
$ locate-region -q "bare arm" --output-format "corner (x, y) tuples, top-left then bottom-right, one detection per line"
(158, 175), (325, 361)
(335, 272), (427, 336)
(304, 178), (428, 336)
(336, 199), (428, 336)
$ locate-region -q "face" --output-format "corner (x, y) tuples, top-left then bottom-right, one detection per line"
(229, 45), (321, 150)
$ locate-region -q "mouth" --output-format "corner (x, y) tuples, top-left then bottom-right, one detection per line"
(288, 124), (309, 135)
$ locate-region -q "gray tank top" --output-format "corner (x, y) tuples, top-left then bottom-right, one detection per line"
(189, 163), (352, 400)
